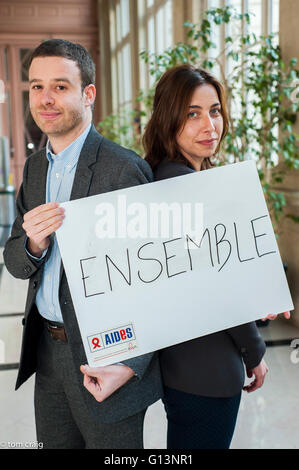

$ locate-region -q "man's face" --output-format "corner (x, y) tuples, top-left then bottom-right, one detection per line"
(29, 56), (92, 142)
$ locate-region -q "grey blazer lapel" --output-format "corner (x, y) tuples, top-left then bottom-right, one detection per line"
(69, 124), (103, 201)
(34, 149), (49, 206)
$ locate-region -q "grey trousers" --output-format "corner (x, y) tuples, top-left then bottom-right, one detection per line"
(34, 325), (146, 449)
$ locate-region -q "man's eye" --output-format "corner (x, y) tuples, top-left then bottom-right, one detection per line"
(57, 85), (66, 90)
(32, 85), (42, 90)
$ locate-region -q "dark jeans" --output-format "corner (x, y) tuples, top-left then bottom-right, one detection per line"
(163, 386), (241, 449)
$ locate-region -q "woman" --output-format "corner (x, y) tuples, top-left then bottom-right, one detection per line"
(143, 65), (268, 449)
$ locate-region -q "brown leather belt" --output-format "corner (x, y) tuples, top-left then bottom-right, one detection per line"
(45, 321), (68, 343)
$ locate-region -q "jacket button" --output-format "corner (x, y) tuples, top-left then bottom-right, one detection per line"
(22, 317), (26, 326)
(33, 281), (38, 289)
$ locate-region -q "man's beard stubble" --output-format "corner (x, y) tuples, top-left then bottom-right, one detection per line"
(31, 106), (85, 138)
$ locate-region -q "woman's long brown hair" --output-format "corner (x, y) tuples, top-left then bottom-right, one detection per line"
(143, 65), (229, 171)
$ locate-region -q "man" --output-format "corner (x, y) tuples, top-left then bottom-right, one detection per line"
(4, 39), (162, 449)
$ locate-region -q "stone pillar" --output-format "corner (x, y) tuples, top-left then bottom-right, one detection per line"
(276, 1), (299, 326)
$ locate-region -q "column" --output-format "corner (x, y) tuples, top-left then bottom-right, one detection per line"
(276, 0), (299, 326)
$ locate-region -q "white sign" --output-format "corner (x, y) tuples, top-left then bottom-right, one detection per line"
(56, 161), (293, 367)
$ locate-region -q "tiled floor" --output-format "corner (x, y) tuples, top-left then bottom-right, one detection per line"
(1, 239), (299, 449)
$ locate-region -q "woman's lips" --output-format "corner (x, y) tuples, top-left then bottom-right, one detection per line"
(197, 139), (217, 146)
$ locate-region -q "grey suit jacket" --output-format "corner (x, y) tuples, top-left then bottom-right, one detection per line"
(4, 125), (163, 422)
(154, 159), (266, 398)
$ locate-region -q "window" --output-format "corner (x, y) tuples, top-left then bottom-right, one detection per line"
(206, 0), (280, 164)
(110, 0), (133, 114)
(138, 0), (173, 90)
(106, 0), (174, 144)
(103, 0), (279, 163)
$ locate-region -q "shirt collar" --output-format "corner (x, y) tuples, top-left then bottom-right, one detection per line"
(46, 123), (92, 172)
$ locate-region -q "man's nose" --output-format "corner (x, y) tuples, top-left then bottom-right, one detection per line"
(40, 88), (55, 106)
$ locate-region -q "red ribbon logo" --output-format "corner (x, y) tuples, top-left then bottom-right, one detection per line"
(91, 337), (101, 349)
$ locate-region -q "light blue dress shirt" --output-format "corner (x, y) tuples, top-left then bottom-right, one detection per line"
(30, 124), (91, 323)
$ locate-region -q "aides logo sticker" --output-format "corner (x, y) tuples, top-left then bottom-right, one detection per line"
(88, 324), (136, 353)
(103, 325), (135, 348)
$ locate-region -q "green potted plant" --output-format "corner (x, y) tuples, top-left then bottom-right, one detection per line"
(98, 5), (299, 227)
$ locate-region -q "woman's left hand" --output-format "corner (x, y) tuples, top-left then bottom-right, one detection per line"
(243, 359), (269, 393)
(261, 311), (291, 322)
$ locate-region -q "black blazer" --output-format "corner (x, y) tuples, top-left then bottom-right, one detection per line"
(154, 159), (266, 398)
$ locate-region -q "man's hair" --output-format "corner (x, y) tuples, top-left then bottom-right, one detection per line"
(29, 39), (96, 91)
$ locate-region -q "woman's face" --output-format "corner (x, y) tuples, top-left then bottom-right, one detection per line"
(176, 84), (224, 171)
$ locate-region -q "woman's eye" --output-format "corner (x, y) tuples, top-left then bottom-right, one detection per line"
(188, 112), (199, 119)
(211, 108), (221, 116)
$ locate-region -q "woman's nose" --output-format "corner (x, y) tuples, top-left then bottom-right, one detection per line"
(201, 113), (216, 132)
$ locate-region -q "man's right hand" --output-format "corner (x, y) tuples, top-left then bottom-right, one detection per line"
(22, 202), (65, 257)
